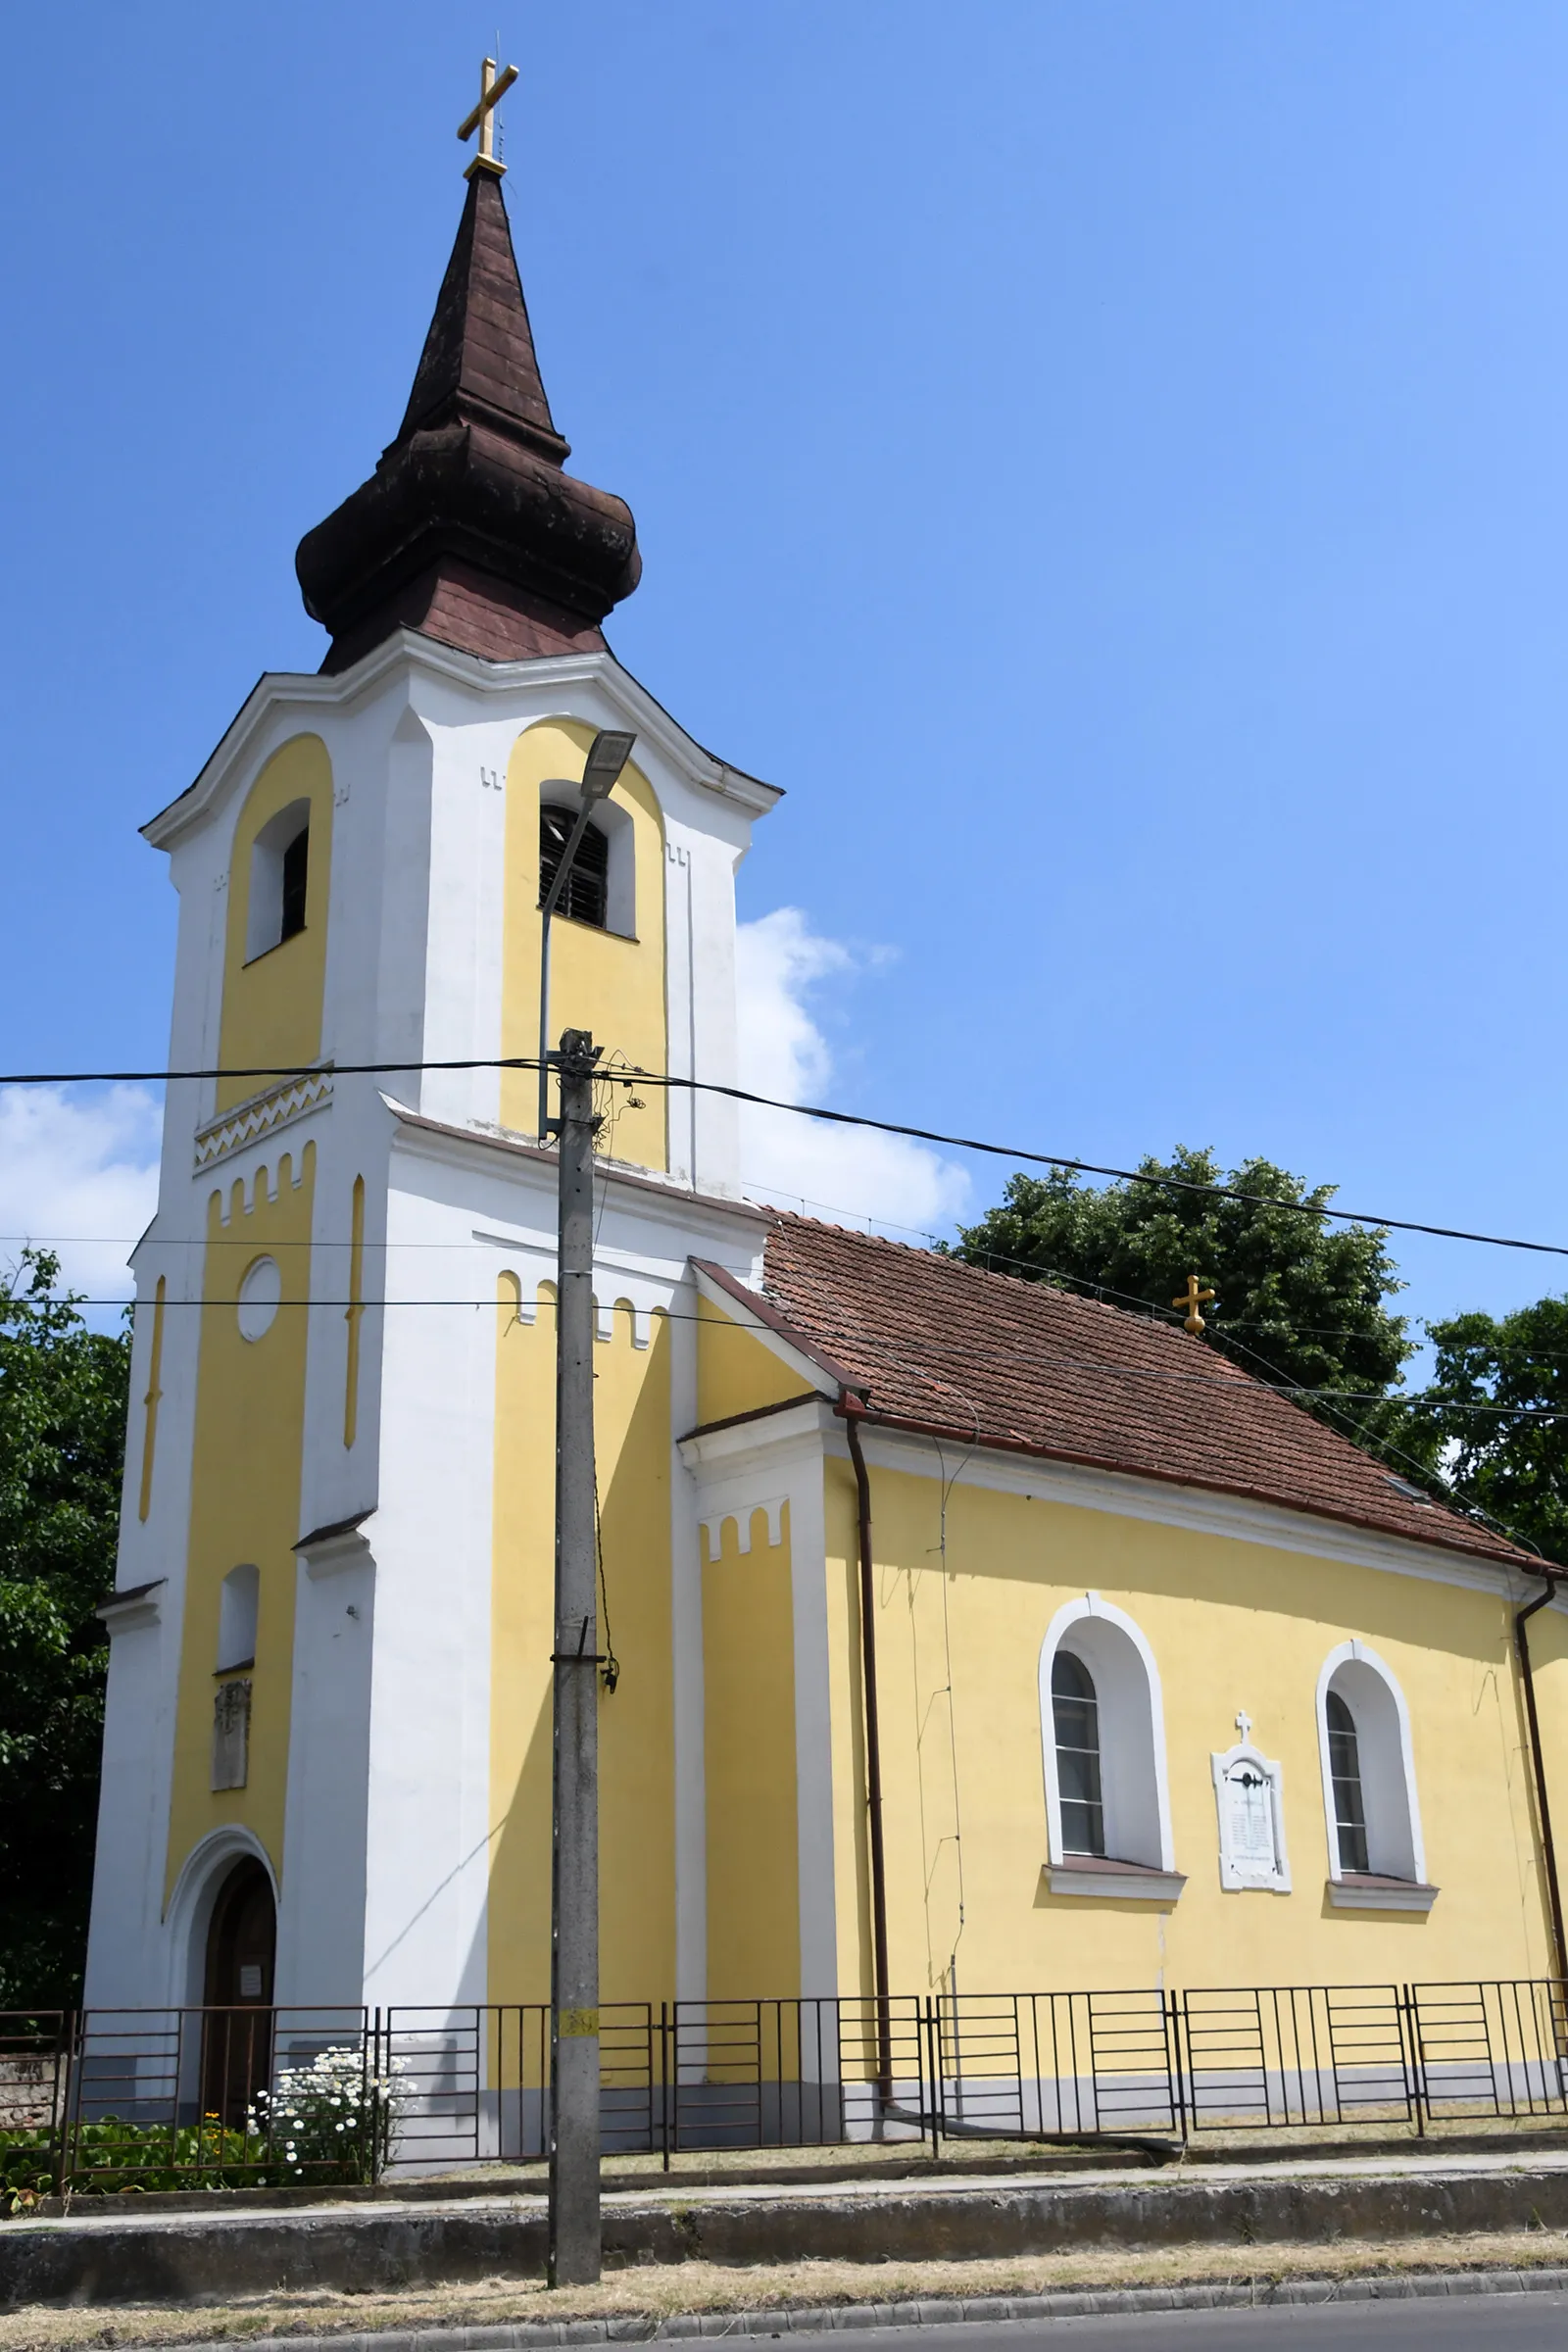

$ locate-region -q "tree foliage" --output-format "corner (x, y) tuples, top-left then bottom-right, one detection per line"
(0, 1251), (128, 2007)
(950, 1146), (1414, 1447)
(1397, 1297), (1568, 1569)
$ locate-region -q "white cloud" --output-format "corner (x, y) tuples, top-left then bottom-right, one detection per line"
(0, 1086), (162, 1309)
(735, 908), (968, 1236)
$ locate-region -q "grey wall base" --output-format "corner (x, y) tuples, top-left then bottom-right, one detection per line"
(9, 2166), (1568, 2311)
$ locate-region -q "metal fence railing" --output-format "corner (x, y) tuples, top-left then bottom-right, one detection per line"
(4, 1980), (1568, 2190)
(1409, 1981), (1568, 2122)
(1176, 1984), (1416, 2132)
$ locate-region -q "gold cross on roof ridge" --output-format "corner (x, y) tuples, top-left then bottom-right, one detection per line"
(1173, 1273), (1217, 1336)
(459, 55), (519, 179)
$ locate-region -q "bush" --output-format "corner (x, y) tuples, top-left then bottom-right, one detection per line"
(0, 2043), (407, 2209)
(1, 2116), (259, 2205)
(247, 2043), (406, 2184)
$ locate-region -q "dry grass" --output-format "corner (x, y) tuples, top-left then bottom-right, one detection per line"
(6, 2231), (1568, 2352)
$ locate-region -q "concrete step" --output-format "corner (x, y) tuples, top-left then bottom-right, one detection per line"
(11, 2154), (1568, 2310)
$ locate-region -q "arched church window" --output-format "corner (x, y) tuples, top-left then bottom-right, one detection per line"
(540, 806), (609, 928)
(217, 1564), (260, 1672)
(1040, 1598), (1179, 1894)
(1051, 1649), (1106, 1856)
(1325, 1689), (1370, 1876)
(1315, 1643), (1433, 1904)
(245, 800), (312, 959)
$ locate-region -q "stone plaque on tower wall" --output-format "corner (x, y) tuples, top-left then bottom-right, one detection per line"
(211, 1679), (252, 1792)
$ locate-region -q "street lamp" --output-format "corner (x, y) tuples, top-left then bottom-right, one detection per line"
(537, 730), (636, 1139)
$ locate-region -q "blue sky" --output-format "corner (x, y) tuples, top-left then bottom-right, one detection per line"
(3, 1), (1567, 1348)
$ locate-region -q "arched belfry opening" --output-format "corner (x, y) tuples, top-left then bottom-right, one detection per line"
(200, 1857), (276, 2123)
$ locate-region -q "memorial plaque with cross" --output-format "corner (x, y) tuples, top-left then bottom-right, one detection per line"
(1211, 1718), (1291, 1891)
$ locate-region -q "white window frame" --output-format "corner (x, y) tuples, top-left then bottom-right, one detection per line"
(245, 798), (312, 961)
(1039, 1593), (1180, 1898)
(1315, 1640), (1434, 1909)
(217, 1562), (261, 1672)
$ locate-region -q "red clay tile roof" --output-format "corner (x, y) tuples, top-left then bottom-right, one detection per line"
(757, 1215), (1538, 1571)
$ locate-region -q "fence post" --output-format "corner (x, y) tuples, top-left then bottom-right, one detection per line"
(369, 2008), (383, 2182)
(659, 2003), (670, 2173)
(1399, 1985), (1425, 2137)
(50, 2010), (75, 2196)
(923, 1997), (942, 2160)
(1166, 1993), (1189, 2144)
(669, 2002), (680, 2163)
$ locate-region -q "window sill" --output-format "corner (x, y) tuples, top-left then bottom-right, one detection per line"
(536, 906), (639, 945)
(1048, 1856), (1187, 1903)
(1328, 1874), (1439, 1913)
(215, 1658), (255, 1678)
(242, 929), (307, 968)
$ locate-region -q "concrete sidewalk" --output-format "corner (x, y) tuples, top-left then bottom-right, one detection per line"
(11, 2144), (1568, 2310)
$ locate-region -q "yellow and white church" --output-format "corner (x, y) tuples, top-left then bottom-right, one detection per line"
(87, 109), (1568, 2039)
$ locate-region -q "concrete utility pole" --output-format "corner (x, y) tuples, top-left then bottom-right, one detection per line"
(549, 1025), (603, 2287)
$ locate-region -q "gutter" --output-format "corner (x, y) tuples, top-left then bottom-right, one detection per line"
(838, 1394), (893, 2099)
(1515, 1572), (1567, 1982)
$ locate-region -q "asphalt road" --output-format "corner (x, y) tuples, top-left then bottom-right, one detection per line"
(738, 2294), (1568, 2349)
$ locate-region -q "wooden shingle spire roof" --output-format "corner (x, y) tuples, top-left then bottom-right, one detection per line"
(296, 171), (640, 672)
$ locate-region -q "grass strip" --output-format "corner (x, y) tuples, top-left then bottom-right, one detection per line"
(9, 2230), (1568, 2351)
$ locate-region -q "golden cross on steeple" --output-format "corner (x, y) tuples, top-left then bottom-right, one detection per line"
(1173, 1274), (1216, 1336)
(459, 55), (519, 179)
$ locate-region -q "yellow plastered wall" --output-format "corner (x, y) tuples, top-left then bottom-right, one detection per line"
(500, 721), (667, 1167)
(691, 1299), (814, 1997)
(703, 1502), (800, 1999)
(827, 1465), (1554, 1994)
(695, 1295), (818, 1429)
(1525, 1606), (1568, 1957)
(489, 1279), (676, 2027)
(217, 737), (334, 1113)
(165, 1145), (316, 1899)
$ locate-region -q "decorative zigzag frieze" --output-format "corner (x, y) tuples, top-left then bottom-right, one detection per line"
(194, 1070), (333, 1169)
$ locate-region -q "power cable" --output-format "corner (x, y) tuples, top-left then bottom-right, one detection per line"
(25, 1288), (1568, 1425)
(3, 1053), (1567, 1260)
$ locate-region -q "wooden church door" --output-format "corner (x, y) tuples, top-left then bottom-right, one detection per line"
(200, 1858), (276, 2126)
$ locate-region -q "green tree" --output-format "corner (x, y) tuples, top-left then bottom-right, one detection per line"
(1398, 1297), (1568, 1569)
(0, 1251), (128, 2007)
(950, 1146), (1414, 1446)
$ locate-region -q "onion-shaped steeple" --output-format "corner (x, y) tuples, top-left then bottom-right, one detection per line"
(296, 167), (641, 671)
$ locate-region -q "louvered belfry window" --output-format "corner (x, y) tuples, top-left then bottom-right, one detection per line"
(539, 807), (610, 929)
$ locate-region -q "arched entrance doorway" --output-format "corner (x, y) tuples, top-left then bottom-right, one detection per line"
(200, 1857), (276, 2125)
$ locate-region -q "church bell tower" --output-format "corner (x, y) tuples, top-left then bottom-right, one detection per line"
(85, 67), (780, 2020)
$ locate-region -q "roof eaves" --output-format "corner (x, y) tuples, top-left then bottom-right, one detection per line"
(693, 1257), (866, 1396)
(852, 1403), (1535, 1572)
